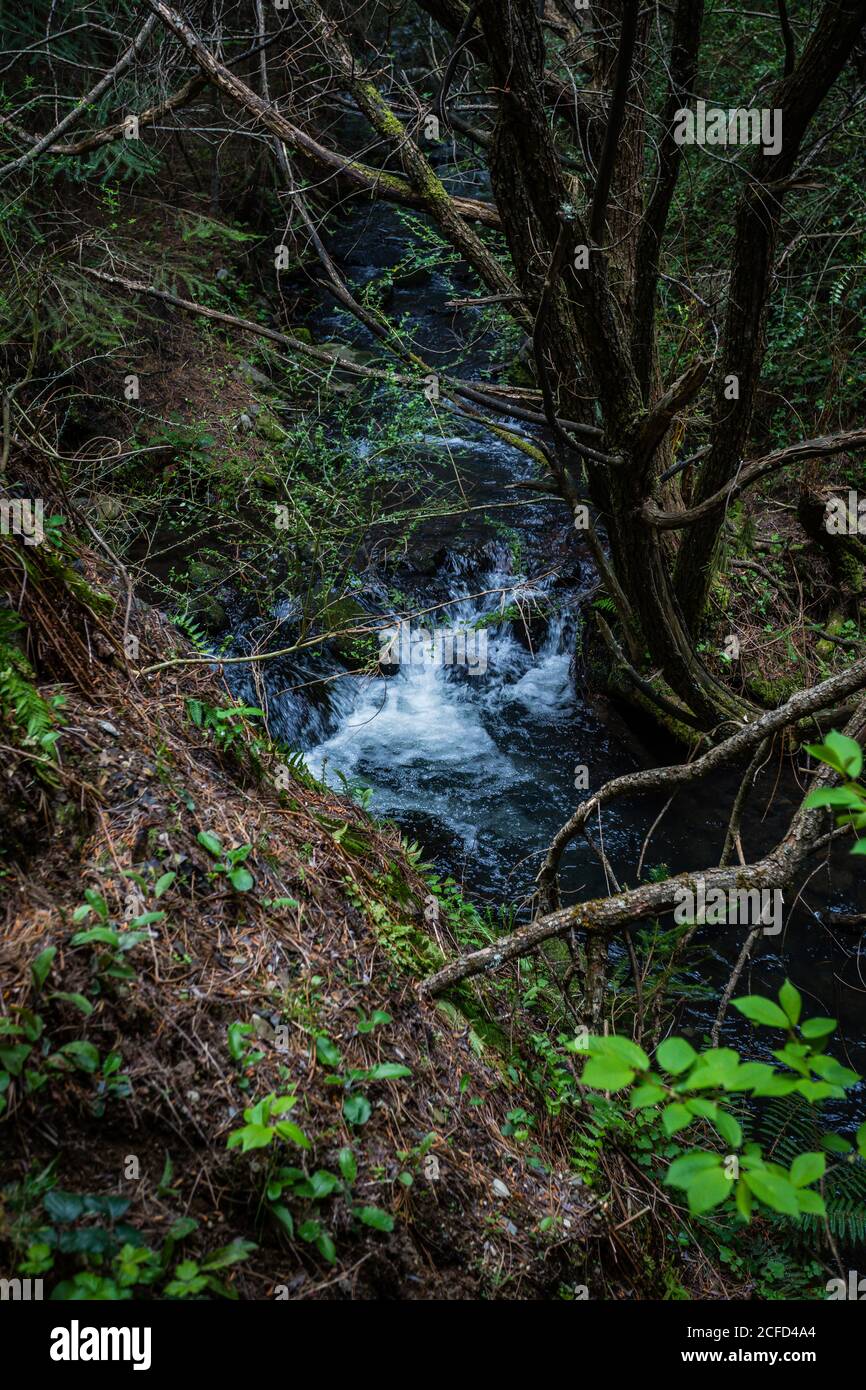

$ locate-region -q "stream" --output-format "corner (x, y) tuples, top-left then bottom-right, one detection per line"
(223, 197), (866, 1110)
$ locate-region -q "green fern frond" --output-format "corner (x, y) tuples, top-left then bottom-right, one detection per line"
(0, 610), (63, 781)
(171, 611), (211, 655)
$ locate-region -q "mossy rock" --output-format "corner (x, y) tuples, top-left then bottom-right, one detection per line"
(320, 594), (377, 665)
(186, 559), (222, 589)
(188, 593), (227, 635)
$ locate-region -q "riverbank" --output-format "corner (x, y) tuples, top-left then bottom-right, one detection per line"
(2, 521), (733, 1299)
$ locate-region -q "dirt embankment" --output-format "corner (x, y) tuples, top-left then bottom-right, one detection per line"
(0, 526), (625, 1301)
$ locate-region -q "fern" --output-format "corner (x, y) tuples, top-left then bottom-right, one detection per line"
(746, 1095), (866, 1245)
(573, 1093), (621, 1187)
(0, 610), (63, 779)
(171, 611), (211, 655)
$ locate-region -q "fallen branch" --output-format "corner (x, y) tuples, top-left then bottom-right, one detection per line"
(142, 0), (501, 228)
(0, 15), (158, 180)
(644, 428), (866, 530)
(536, 651), (866, 900)
(419, 707), (864, 997)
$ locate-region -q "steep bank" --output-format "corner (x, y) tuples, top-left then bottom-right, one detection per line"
(2, 518), (689, 1300)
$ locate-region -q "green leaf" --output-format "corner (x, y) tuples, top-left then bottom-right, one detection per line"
(630, 1082), (666, 1109)
(735, 1179), (753, 1222)
(822, 1133), (852, 1155)
(44, 1190), (86, 1223)
(49, 991), (94, 1016)
(795, 1189), (826, 1217)
(712, 1110), (742, 1149)
(590, 1035), (650, 1070)
(338, 1148), (357, 1183)
(315, 1036), (342, 1068)
(857, 1122), (866, 1160)
(743, 1168), (800, 1216)
(269, 1203), (294, 1238)
(366, 1063), (412, 1081)
(662, 1102), (693, 1136)
(316, 1231), (337, 1264)
(580, 1057), (636, 1092)
(71, 927), (119, 947)
(301, 1171), (340, 1199)
(800, 1016), (837, 1040)
(227, 866), (254, 892)
(731, 996), (789, 1029)
(0, 1044), (31, 1075)
(197, 830), (222, 857)
(226, 1123), (273, 1152)
(656, 1037), (697, 1075)
(154, 872), (176, 898)
(126, 912), (163, 929)
(59, 1040), (100, 1073)
(806, 731), (863, 779)
(687, 1167), (732, 1216)
(665, 1151), (722, 1189)
(355, 1206), (394, 1233)
(200, 1239), (256, 1271)
(778, 980), (802, 1026)
(343, 1095), (371, 1126)
(803, 788), (860, 811)
(274, 1121), (310, 1149)
(790, 1152), (826, 1188)
(31, 947), (57, 991)
(809, 1055), (859, 1087)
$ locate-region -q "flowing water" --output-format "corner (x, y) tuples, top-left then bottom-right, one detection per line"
(222, 200), (866, 1104)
